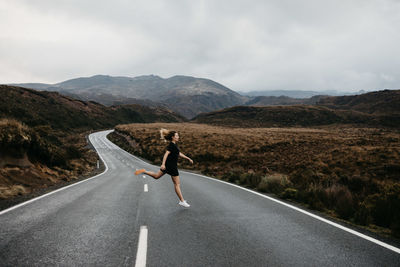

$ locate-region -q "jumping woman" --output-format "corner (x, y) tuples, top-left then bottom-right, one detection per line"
(134, 128), (193, 208)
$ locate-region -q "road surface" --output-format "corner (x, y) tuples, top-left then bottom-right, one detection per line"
(1, 130), (399, 266)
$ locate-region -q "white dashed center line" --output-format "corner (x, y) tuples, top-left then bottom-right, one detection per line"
(134, 225), (148, 267)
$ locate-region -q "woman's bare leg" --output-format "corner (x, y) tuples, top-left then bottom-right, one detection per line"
(171, 176), (184, 202)
(144, 170), (165, 179)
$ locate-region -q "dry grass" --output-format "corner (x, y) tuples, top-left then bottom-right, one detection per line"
(0, 119), (98, 199)
(110, 122), (400, 237)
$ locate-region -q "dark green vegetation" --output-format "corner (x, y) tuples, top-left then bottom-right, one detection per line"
(0, 85), (185, 199)
(110, 122), (400, 238)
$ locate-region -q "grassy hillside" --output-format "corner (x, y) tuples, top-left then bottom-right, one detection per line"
(109, 122), (400, 238)
(317, 89), (400, 115)
(0, 85), (185, 201)
(191, 105), (374, 127)
(191, 105), (400, 128)
(244, 95), (326, 106)
(0, 85), (186, 131)
(0, 119), (98, 199)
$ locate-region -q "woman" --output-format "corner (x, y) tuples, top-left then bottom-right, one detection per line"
(134, 128), (194, 208)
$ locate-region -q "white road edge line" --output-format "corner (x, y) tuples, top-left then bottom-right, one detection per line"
(182, 171), (400, 254)
(110, 130), (400, 255)
(135, 225), (148, 267)
(144, 184), (148, 192)
(0, 132), (111, 216)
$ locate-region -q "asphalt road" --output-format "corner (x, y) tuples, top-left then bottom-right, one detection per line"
(1, 130), (399, 267)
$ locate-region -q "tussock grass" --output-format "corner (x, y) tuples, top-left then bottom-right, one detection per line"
(110, 122), (400, 238)
(0, 118), (98, 199)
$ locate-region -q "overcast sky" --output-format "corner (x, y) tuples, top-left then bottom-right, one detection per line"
(1, 0), (400, 92)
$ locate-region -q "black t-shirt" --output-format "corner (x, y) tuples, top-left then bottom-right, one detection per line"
(166, 142), (179, 167)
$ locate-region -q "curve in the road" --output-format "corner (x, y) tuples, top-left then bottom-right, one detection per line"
(0, 130), (112, 216)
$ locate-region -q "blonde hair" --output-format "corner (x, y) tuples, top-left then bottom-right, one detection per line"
(160, 128), (177, 143)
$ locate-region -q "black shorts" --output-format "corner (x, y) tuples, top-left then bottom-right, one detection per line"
(160, 166), (179, 176)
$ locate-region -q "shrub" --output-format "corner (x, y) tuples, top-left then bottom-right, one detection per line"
(221, 170), (241, 183)
(239, 172), (262, 188)
(257, 173), (290, 194)
(324, 185), (355, 219)
(0, 119), (31, 158)
(347, 175), (368, 192)
(363, 183), (400, 236)
(334, 187), (355, 219)
(354, 202), (372, 226)
(280, 188), (298, 199)
(65, 145), (82, 159)
(289, 167), (324, 190)
(304, 185), (326, 211)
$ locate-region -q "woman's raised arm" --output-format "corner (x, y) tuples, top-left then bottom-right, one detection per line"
(179, 152), (193, 164)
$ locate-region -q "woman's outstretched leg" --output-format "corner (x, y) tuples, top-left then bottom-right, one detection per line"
(144, 170), (164, 179)
(171, 176), (184, 202)
(134, 168), (164, 179)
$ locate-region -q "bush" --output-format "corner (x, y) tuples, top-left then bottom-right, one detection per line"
(65, 145), (82, 159)
(354, 202), (372, 226)
(221, 170), (241, 183)
(362, 183), (400, 236)
(304, 185), (326, 211)
(0, 119), (31, 158)
(289, 167), (325, 191)
(333, 186), (355, 220)
(239, 173), (262, 187)
(257, 173), (290, 194)
(280, 188), (298, 199)
(324, 185), (354, 216)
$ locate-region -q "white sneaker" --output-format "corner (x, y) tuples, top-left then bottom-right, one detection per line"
(179, 200), (190, 208)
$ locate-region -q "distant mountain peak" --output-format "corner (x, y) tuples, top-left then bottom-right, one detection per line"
(11, 74), (250, 119)
(132, 74), (163, 80)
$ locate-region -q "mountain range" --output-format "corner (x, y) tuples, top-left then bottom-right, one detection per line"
(9, 74), (399, 121)
(12, 75), (248, 119)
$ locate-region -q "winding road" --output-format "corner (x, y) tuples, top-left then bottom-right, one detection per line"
(1, 130), (399, 266)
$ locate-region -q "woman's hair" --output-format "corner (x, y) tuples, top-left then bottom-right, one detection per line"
(160, 128), (177, 142)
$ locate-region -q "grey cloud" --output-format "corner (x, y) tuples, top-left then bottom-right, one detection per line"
(1, 0), (399, 92)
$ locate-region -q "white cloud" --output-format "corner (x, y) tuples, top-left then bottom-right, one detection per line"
(1, 0), (400, 92)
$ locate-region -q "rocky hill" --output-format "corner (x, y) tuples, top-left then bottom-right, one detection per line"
(13, 74), (249, 119)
